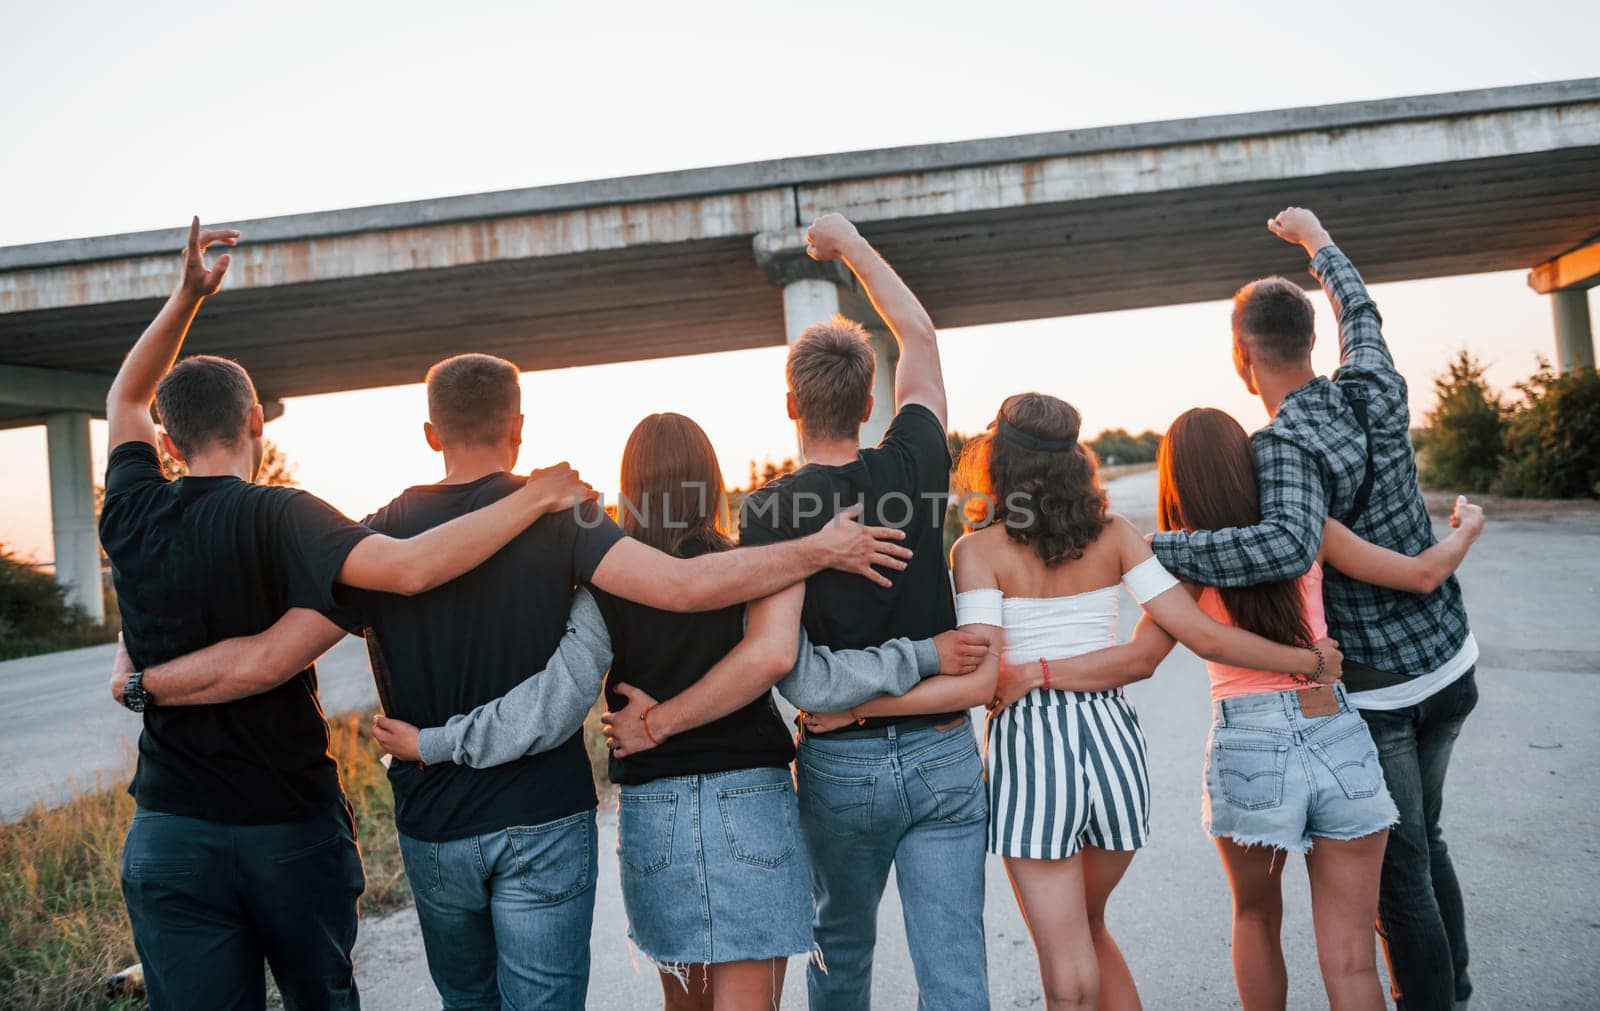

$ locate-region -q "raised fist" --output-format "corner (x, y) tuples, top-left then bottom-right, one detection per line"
(1266, 206), (1333, 255)
(805, 213), (863, 262)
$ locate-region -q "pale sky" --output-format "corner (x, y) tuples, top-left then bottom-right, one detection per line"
(3, 0), (1596, 563)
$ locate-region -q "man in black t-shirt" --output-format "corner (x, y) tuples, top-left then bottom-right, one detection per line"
(124, 344), (911, 1008)
(101, 221), (596, 1011)
(605, 215), (992, 1009)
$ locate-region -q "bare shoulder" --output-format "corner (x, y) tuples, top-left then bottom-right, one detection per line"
(1105, 512), (1147, 544)
(1103, 512), (1154, 565)
(950, 525), (1005, 586)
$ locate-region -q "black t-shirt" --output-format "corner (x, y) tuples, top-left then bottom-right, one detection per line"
(99, 441), (374, 824)
(591, 534), (796, 786)
(740, 404), (958, 727)
(337, 473), (626, 843)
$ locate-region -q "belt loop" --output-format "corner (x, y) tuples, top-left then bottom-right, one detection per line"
(1282, 689), (1296, 723)
(1214, 699), (1228, 728)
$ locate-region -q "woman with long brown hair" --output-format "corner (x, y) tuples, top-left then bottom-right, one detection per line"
(998, 406), (1484, 1011)
(804, 392), (1349, 1011)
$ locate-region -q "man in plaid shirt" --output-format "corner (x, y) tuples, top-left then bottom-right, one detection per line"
(1151, 207), (1479, 1010)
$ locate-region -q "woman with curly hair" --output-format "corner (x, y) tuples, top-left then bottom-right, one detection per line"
(803, 392), (1345, 1010)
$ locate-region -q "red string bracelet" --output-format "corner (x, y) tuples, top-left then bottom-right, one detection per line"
(1040, 657), (1052, 692)
(640, 705), (661, 747)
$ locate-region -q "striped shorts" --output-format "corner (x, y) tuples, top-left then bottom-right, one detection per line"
(984, 688), (1152, 859)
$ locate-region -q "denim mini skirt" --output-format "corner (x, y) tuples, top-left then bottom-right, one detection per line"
(617, 765), (814, 966)
(1202, 684), (1399, 853)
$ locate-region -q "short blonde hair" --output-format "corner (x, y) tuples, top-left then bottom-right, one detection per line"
(786, 316), (875, 441)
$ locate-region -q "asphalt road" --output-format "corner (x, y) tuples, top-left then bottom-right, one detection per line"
(4, 471), (1597, 1007)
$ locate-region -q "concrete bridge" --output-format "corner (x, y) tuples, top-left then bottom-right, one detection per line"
(4, 78), (1598, 620)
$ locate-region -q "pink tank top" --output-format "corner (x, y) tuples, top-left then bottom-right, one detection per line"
(1197, 562), (1327, 703)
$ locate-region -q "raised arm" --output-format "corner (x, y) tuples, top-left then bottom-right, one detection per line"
(336, 464), (592, 595)
(589, 503), (910, 612)
(1268, 206), (1395, 382)
(806, 214), (947, 427)
(110, 609), (346, 707)
(369, 589), (615, 767)
(1150, 432), (1326, 586)
(1321, 496), (1484, 594)
(107, 217), (240, 450)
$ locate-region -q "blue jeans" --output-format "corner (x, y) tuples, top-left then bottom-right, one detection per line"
(1359, 669), (1478, 1010)
(120, 802), (363, 1011)
(796, 718), (989, 1011)
(397, 810), (597, 1011)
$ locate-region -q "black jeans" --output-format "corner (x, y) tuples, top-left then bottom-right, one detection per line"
(1359, 668), (1478, 1010)
(120, 801), (365, 1010)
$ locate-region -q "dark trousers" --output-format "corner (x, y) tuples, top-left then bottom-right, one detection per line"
(120, 801), (365, 1011)
(1359, 668), (1478, 1010)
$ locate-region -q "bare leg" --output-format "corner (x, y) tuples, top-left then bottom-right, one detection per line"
(659, 963), (713, 1011)
(708, 957), (788, 1011)
(1005, 853), (1098, 1010)
(1214, 838), (1288, 1011)
(1305, 832), (1387, 1011)
(1081, 847), (1141, 1011)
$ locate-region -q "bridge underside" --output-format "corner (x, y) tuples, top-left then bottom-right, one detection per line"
(3, 146), (1598, 411)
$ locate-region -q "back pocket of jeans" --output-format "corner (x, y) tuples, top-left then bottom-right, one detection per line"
(507, 815), (595, 903)
(618, 793), (677, 877)
(717, 781), (798, 868)
(798, 763), (874, 837)
(1214, 736), (1289, 811)
(1310, 722), (1384, 800)
(914, 743), (986, 824)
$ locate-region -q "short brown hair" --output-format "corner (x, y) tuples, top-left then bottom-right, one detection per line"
(155, 355), (257, 457)
(786, 317), (875, 441)
(1232, 277), (1315, 367)
(956, 393), (1108, 566)
(425, 353), (521, 446)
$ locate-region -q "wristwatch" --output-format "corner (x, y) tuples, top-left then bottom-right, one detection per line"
(122, 670), (153, 713)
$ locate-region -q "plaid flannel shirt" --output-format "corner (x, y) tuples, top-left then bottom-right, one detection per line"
(1151, 246), (1470, 676)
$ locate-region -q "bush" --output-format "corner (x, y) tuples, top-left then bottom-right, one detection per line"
(1088, 428), (1162, 466)
(0, 546), (116, 661)
(1418, 351), (1505, 493)
(1495, 362), (1600, 499)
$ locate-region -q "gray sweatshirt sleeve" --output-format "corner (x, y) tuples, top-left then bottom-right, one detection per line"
(416, 588), (613, 768)
(775, 627), (941, 712)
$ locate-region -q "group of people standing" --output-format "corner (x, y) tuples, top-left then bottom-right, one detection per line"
(102, 206), (1481, 1011)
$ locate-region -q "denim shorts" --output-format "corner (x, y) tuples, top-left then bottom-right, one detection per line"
(618, 765), (813, 966)
(1202, 685), (1398, 854)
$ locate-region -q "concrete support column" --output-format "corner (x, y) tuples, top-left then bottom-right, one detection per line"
(861, 324), (900, 448)
(44, 411), (104, 623)
(781, 278), (840, 344)
(1552, 288), (1595, 373)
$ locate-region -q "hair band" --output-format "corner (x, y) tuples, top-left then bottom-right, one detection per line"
(996, 416), (1075, 453)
